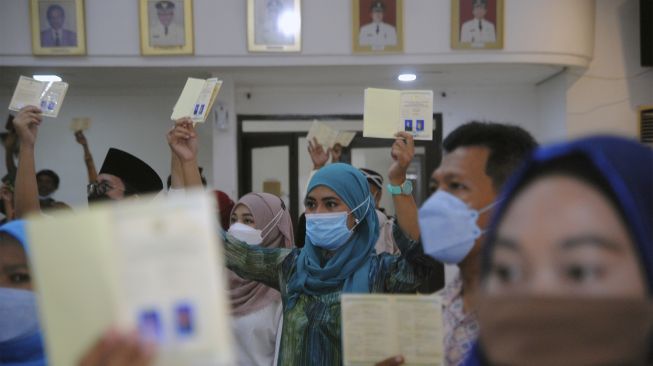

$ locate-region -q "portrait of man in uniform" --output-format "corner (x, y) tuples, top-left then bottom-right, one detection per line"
(148, 0), (185, 47)
(248, 0), (301, 52)
(353, 0), (403, 53)
(38, 2), (78, 47)
(452, 0), (503, 49)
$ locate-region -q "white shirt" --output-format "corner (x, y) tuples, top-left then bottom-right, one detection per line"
(231, 301), (283, 366)
(358, 21), (397, 50)
(460, 18), (496, 45)
(374, 209), (399, 255)
(149, 22), (185, 47)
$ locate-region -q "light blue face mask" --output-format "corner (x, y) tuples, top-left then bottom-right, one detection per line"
(0, 288), (40, 342)
(418, 190), (497, 264)
(306, 196), (371, 251)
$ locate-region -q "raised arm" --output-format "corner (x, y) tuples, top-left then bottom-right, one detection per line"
(222, 232), (293, 290)
(4, 130), (17, 181)
(388, 132), (420, 241)
(166, 118), (202, 188)
(75, 131), (98, 183)
(13, 106), (42, 218)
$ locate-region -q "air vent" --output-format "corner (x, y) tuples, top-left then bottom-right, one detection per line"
(640, 105), (653, 146)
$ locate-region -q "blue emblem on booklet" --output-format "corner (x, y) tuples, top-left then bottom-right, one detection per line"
(138, 309), (163, 343)
(175, 302), (195, 338)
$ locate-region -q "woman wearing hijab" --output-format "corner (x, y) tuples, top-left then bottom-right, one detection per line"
(226, 192), (293, 366)
(215, 190), (235, 230)
(222, 163), (440, 365)
(166, 119), (440, 365)
(464, 136), (653, 366)
(0, 220), (154, 366)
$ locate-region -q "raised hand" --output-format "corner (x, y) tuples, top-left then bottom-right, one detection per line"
(75, 130), (88, 145)
(13, 106), (42, 148)
(375, 356), (405, 366)
(388, 132), (415, 185)
(167, 117), (198, 163)
(308, 137), (330, 170)
(78, 329), (154, 366)
(331, 143), (343, 163)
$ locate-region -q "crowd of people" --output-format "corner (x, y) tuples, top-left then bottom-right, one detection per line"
(1, 105), (651, 366)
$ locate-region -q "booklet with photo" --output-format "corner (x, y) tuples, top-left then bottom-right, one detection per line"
(341, 294), (443, 366)
(171, 77), (223, 123)
(8, 76), (69, 118)
(363, 88), (433, 141)
(27, 190), (234, 366)
(306, 121), (357, 149)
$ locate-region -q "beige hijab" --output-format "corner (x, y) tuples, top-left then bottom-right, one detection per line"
(228, 192), (294, 317)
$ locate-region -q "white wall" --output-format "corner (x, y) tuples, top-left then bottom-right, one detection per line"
(565, 0), (653, 138)
(0, 87), (214, 208)
(1, 0), (594, 68)
(535, 70), (568, 143)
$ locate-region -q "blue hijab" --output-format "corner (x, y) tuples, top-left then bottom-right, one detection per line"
(0, 220), (46, 366)
(286, 163), (379, 309)
(464, 136), (653, 365)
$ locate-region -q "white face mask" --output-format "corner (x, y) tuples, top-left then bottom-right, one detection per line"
(227, 209), (284, 246)
(418, 190), (498, 264)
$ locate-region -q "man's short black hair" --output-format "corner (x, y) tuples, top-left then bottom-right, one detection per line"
(36, 169), (60, 189)
(442, 121), (537, 191)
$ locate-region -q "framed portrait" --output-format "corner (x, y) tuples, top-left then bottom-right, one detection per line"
(30, 0), (86, 56)
(139, 0), (194, 56)
(352, 0), (403, 53)
(247, 0), (302, 52)
(451, 0), (504, 50)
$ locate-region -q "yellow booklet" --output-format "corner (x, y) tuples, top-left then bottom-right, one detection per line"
(363, 88), (434, 141)
(8, 76), (69, 118)
(171, 77), (223, 123)
(306, 121), (357, 149)
(70, 117), (91, 132)
(27, 191), (234, 366)
(341, 294), (444, 366)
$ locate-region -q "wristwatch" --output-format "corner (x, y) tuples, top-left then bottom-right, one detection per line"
(387, 180), (413, 195)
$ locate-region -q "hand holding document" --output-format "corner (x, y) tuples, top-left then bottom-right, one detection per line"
(341, 294), (443, 366)
(306, 121), (357, 149)
(8, 76), (69, 118)
(171, 77), (223, 123)
(363, 88), (433, 141)
(27, 191), (234, 366)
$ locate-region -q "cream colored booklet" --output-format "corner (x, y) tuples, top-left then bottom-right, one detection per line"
(8, 76), (69, 118)
(70, 117), (91, 132)
(171, 77), (223, 123)
(341, 294), (443, 366)
(306, 121), (357, 149)
(363, 88), (433, 141)
(27, 190), (234, 366)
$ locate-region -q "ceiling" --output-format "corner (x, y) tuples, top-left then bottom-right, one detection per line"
(0, 63), (563, 90)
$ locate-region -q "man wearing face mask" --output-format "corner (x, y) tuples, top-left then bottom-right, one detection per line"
(360, 168), (399, 255)
(379, 122), (537, 366)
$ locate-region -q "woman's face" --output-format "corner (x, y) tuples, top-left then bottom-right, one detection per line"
(0, 236), (32, 290)
(230, 204), (256, 229)
(305, 186), (356, 229)
(485, 175), (646, 298)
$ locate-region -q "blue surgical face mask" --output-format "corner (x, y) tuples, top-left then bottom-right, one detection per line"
(306, 196), (371, 251)
(0, 288), (40, 343)
(418, 190), (497, 264)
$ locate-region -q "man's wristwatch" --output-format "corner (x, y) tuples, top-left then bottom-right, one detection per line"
(387, 180), (413, 195)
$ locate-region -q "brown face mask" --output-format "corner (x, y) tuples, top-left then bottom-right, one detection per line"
(477, 295), (653, 366)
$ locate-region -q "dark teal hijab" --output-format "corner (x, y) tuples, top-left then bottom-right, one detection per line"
(286, 163), (379, 308)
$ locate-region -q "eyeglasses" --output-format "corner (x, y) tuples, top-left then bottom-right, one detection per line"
(87, 181), (124, 196)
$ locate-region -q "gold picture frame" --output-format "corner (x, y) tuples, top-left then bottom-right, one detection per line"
(139, 0), (194, 56)
(352, 0), (403, 53)
(30, 0), (86, 56)
(247, 0), (302, 52)
(451, 0), (504, 50)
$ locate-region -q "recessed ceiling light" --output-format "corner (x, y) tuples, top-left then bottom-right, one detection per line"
(33, 74), (62, 82)
(398, 73), (417, 82)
